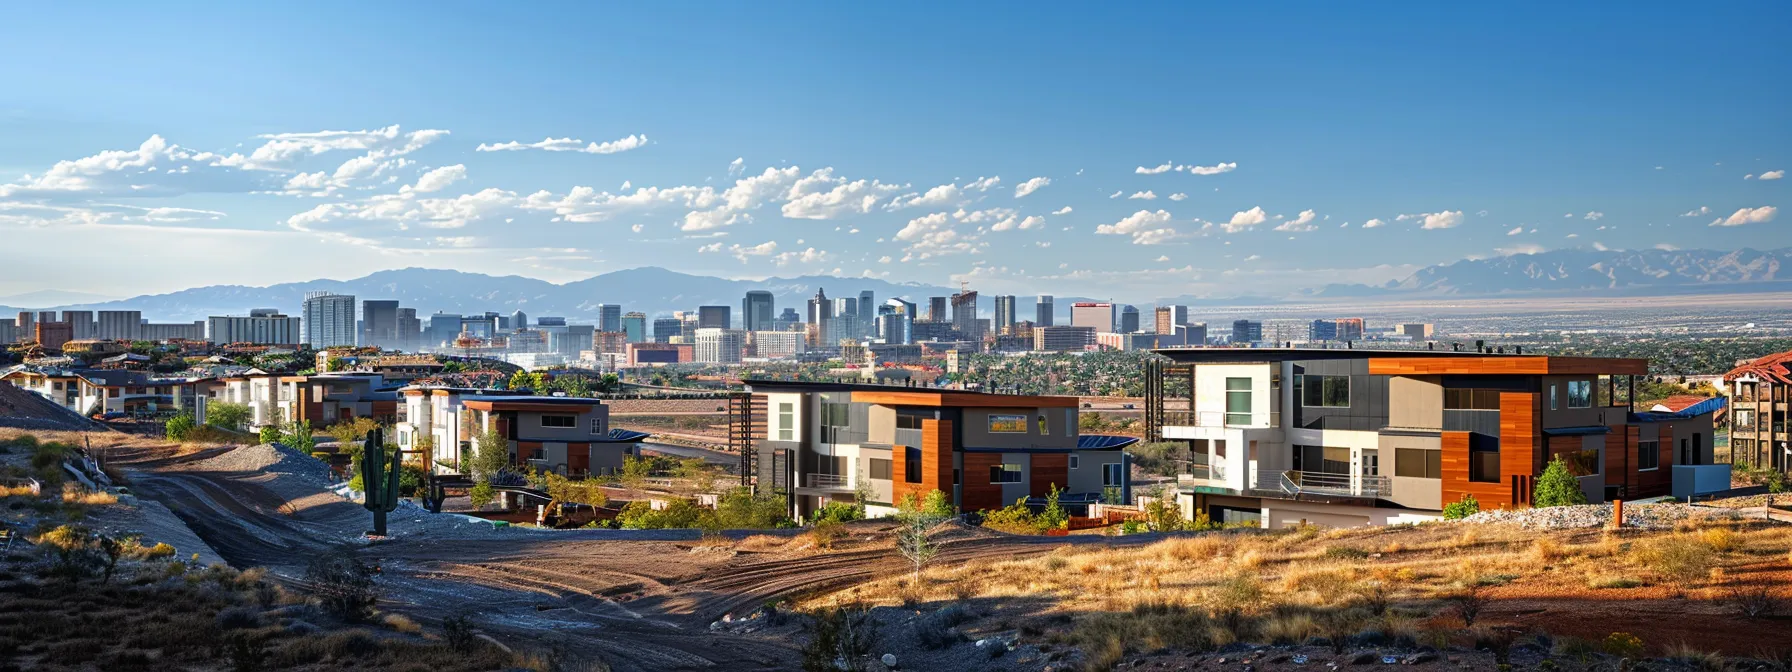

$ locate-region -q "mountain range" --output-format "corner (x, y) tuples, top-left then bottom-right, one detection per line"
(4, 246), (1792, 323)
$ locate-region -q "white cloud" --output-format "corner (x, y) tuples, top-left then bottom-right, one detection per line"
(1593, 242), (1610, 251)
(1419, 211), (1464, 230)
(696, 242), (724, 254)
(1761, 170), (1785, 180)
(964, 176), (1001, 191)
(1583, 211), (1604, 220)
(1134, 162), (1174, 175)
(1168, 193), (1187, 201)
(1186, 162), (1237, 176)
(1654, 243), (1679, 251)
(1273, 209), (1318, 232)
(677, 165), (800, 230)
(1051, 206), (1073, 215)
(1128, 190), (1157, 200)
(886, 182), (963, 210)
(728, 157), (744, 176)
(407, 164), (467, 194)
(1096, 209), (1178, 244)
(780, 167), (903, 219)
(1244, 254), (1261, 261)
(1155, 255), (1170, 262)
(1362, 218), (1385, 229)
(991, 215), (1045, 232)
(1681, 206), (1710, 217)
(877, 255), (892, 264)
(1566, 233), (1579, 238)
(1013, 176), (1051, 198)
(771, 247), (828, 266)
(720, 240), (779, 262)
(1497, 244), (1548, 256)
(895, 212), (985, 260)
(1108, 190), (1123, 199)
(475, 133), (648, 155)
(1712, 206), (1777, 227)
(630, 224), (643, 233)
(1223, 206), (1268, 233)
(1506, 226), (1523, 236)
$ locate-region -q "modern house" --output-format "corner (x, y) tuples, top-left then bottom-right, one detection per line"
(1142, 348), (1724, 529)
(739, 379), (1137, 519)
(1, 367), (222, 418)
(217, 372), (401, 429)
(1723, 351), (1792, 472)
(394, 385), (648, 477)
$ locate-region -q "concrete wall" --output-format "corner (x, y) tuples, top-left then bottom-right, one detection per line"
(959, 407), (1076, 449)
(1261, 500), (1442, 530)
(1194, 363), (1273, 425)
(866, 404), (895, 445)
(1069, 450), (1125, 493)
(1387, 376), (1443, 430)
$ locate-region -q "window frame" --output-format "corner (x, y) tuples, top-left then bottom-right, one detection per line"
(540, 414), (577, 428)
(987, 413), (1028, 433)
(1394, 448), (1442, 479)
(1300, 374), (1350, 408)
(1069, 454), (1080, 470)
(1037, 414), (1048, 435)
(1103, 462), (1124, 487)
(1225, 377), (1253, 425)
(990, 463), (1022, 484)
(904, 446), (922, 483)
(777, 402), (794, 441)
(869, 458), (893, 480)
(1638, 440), (1660, 471)
(1566, 380), (1591, 409)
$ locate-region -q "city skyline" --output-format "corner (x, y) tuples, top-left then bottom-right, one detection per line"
(1, 4), (1786, 301)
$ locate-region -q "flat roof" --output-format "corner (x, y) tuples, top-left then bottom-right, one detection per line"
(743, 378), (1079, 408)
(1152, 347), (1648, 375)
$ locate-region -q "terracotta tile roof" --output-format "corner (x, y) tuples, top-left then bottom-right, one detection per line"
(1724, 351), (1792, 385)
(1647, 395), (1714, 413)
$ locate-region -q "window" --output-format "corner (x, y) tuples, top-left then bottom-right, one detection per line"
(1468, 435), (1500, 483)
(1300, 375), (1350, 408)
(1069, 454), (1080, 470)
(1549, 384), (1558, 411)
(869, 458), (892, 480)
(991, 463), (1022, 483)
(896, 413), (925, 430)
(1566, 380), (1591, 408)
(1638, 441), (1660, 471)
(988, 414), (1028, 433)
(1293, 445), (1350, 474)
(591, 418), (604, 434)
(904, 446), (921, 483)
(1103, 462), (1124, 487)
(541, 414), (576, 428)
(1225, 377), (1253, 425)
(1038, 414), (1048, 435)
(1394, 448), (1442, 479)
(777, 402), (794, 441)
(1444, 389), (1501, 410)
(1735, 409), (1755, 431)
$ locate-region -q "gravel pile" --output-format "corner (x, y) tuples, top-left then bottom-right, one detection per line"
(185, 443), (338, 493)
(1460, 502), (1741, 529)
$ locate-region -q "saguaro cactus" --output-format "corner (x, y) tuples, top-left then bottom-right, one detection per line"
(361, 428), (401, 536)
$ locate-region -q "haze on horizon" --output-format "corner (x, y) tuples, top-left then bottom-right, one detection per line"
(0, 3), (1785, 299)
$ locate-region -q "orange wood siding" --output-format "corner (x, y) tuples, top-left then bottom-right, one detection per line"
(895, 419), (958, 508)
(1031, 454), (1069, 497)
(1498, 392), (1539, 507)
(1442, 431), (1517, 509)
(891, 439), (915, 505)
(1368, 356), (1647, 376)
(960, 452), (1005, 511)
(1633, 425), (1673, 498)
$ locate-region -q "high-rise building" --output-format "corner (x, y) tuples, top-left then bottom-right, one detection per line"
(698, 305), (732, 330)
(1400, 323), (1435, 339)
(993, 295), (1017, 335)
(857, 290), (874, 333)
(1309, 319), (1338, 342)
(95, 310), (142, 341)
(302, 292), (356, 348)
(1231, 320), (1262, 345)
(592, 330), (627, 355)
(1186, 322), (1208, 346)
(1120, 305), (1140, 333)
(208, 311), (304, 345)
(653, 317), (682, 343)
(950, 290), (979, 341)
(622, 312), (647, 342)
(1033, 325), (1096, 352)
(807, 288), (833, 345)
(775, 308), (802, 331)
(877, 298), (915, 344)
(750, 331), (806, 359)
(557, 325), (595, 357)
(1070, 302), (1113, 332)
(35, 320), (74, 350)
(1335, 318), (1365, 341)
(361, 300), (400, 349)
(396, 308), (421, 351)
(14, 313), (34, 342)
(0, 319), (14, 344)
(58, 311), (95, 340)
(742, 291), (775, 332)
(426, 312), (463, 347)
(511, 310), (528, 331)
(694, 328), (745, 363)
(1036, 295), (1054, 326)
(1155, 305), (1188, 335)
(595, 304), (623, 333)
(926, 296), (949, 323)
(832, 297), (857, 331)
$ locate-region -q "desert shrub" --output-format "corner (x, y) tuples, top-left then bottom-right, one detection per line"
(801, 604), (879, 672)
(913, 604), (971, 650)
(1262, 609), (1318, 645)
(1121, 519), (1142, 534)
(1285, 568), (1356, 604)
(305, 547), (379, 622)
(164, 413), (196, 441)
(810, 518), (845, 550)
(1533, 457), (1588, 508)
(215, 605), (263, 630)
(34, 524), (103, 581)
(134, 541), (177, 560)
(1209, 572), (1266, 615)
(1632, 534), (1715, 587)
(468, 480), (495, 510)
(1445, 582), (1489, 626)
(1529, 538), (1567, 564)
(1321, 545), (1369, 561)
(442, 613), (478, 653)
(616, 499), (703, 529)
(1588, 575), (1643, 589)
(1699, 527), (1739, 553)
(544, 472), (608, 508)
(1724, 578), (1782, 618)
(382, 613), (421, 634)
(703, 487), (791, 530)
(1472, 625), (1522, 664)
(979, 498), (1038, 534)
(810, 500), (864, 525)
(206, 402), (252, 432)
(894, 489), (954, 522)
(1603, 631), (1646, 658)
(259, 426), (283, 446)
(1442, 494), (1480, 520)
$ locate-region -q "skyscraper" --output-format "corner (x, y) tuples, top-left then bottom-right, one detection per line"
(742, 290), (775, 332)
(1309, 319), (1339, 341)
(993, 295), (1016, 335)
(396, 308), (421, 351)
(595, 304), (622, 333)
(1120, 305), (1140, 333)
(361, 300), (399, 349)
(1232, 320), (1262, 345)
(511, 310), (528, 330)
(694, 328), (745, 363)
(95, 310), (141, 341)
(1070, 302), (1112, 332)
(775, 308), (802, 331)
(426, 312), (462, 347)
(926, 296), (948, 323)
(60, 311), (95, 340)
(857, 290), (874, 333)
(1036, 295), (1054, 327)
(302, 291), (357, 348)
(878, 298), (915, 344)
(653, 317), (682, 343)
(1155, 305), (1188, 335)
(622, 312), (647, 342)
(698, 305), (732, 329)
(807, 288), (833, 345)
(950, 290), (979, 340)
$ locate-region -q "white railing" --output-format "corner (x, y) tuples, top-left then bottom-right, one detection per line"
(805, 473), (851, 489)
(1279, 470), (1391, 498)
(1166, 410), (1278, 429)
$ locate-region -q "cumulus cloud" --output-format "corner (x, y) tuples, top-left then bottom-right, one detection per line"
(728, 157), (744, 176)
(475, 133), (648, 155)
(963, 176), (1001, 191)
(1761, 170), (1785, 181)
(1135, 162), (1174, 175)
(895, 211), (985, 260)
(1362, 218), (1385, 229)
(1108, 190), (1123, 199)
(1506, 226), (1523, 236)
(885, 182), (963, 210)
(1401, 210), (1465, 229)
(1096, 209), (1178, 244)
(1051, 206), (1073, 215)
(1223, 206), (1268, 233)
(780, 167), (903, 219)
(1711, 206), (1777, 227)
(1273, 209), (1318, 232)
(991, 215), (1044, 232)
(1681, 206), (1710, 217)
(1186, 162), (1237, 176)
(406, 164), (467, 194)
(1168, 193), (1187, 201)
(1583, 211), (1604, 220)
(1013, 176), (1051, 198)
(1128, 190), (1157, 200)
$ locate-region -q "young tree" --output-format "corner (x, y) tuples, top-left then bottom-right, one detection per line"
(508, 370), (545, 392)
(258, 425), (283, 446)
(1142, 485), (1185, 532)
(284, 420), (316, 453)
(469, 428), (511, 481)
(205, 402), (252, 432)
(895, 515), (940, 588)
(1533, 456), (1589, 508)
(164, 413), (195, 441)
(325, 417), (381, 455)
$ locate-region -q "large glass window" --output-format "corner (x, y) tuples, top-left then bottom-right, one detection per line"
(990, 463), (1022, 483)
(1638, 441), (1660, 471)
(1103, 462), (1124, 486)
(1394, 448), (1442, 479)
(904, 446), (921, 483)
(1549, 385), (1558, 410)
(1444, 389), (1502, 410)
(1300, 375), (1350, 408)
(1037, 414), (1048, 435)
(988, 414), (1028, 433)
(541, 415), (576, 428)
(1566, 380), (1591, 408)
(777, 402), (794, 441)
(896, 413), (925, 430)
(1225, 377), (1253, 425)
(1293, 445), (1351, 474)
(869, 458), (893, 480)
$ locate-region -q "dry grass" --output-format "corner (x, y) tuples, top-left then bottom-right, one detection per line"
(0, 485), (37, 498)
(60, 482), (117, 506)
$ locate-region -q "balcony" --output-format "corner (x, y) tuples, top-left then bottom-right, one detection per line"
(1162, 410), (1278, 429)
(804, 473), (852, 490)
(1277, 470), (1391, 499)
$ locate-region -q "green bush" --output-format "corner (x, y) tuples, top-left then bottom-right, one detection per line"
(164, 413), (196, 441)
(1443, 494), (1480, 520)
(1533, 456), (1588, 508)
(616, 498), (703, 529)
(979, 498), (1038, 534)
(810, 500), (864, 525)
(259, 426), (283, 446)
(468, 481), (495, 510)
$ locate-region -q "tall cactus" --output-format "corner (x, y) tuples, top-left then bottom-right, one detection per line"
(361, 428), (400, 536)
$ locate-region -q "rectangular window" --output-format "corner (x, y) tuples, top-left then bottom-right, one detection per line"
(1468, 435), (1500, 483)
(1300, 375), (1350, 408)
(1069, 454), (1080, 470)
(1103, 462), (1124, 487)
(541, 414), (576, 428)
(904, 446), (921, 483)
(988, 414), (1028, 433)
(1639, 441), (1659, 471)
(1445, 389), (1502, 410)
(1394, 448), (1442, 479)
(1567, 380), (1591, 408)
(1038, 414), (1048, 435)
(591, 418), (603, 434)
(1293, 445), (1351, 474)
(990, 463), (1022, 483)
(1225, 377), (1252, 425)
(1549, 384), (1558, 411)
(869, 458), (892, 480)
(896, 413), (925, 430)
(777, 402), (794, 441)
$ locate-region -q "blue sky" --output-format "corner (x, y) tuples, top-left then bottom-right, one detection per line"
(0, 2), (1786, 299)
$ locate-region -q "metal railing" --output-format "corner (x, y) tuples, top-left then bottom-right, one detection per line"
(1161, 410), (1277, 429)
(805, 473), (851, 489)
(1279, 470), (1391, 498)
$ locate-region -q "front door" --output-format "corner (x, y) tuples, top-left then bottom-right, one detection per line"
(1361, 449), (1380, 476)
